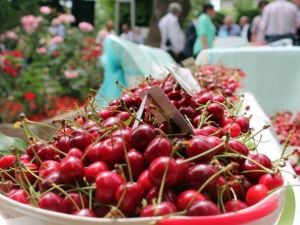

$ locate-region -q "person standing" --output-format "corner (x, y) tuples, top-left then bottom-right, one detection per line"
(96, 20), (115, 45)
(193, 4), (216, 57)
(158, 2), (185, 62)
(251, 1), (268, 43)
(239, 16), (250, 40)
(218, 16), (241, 37)
(261, 0), (298, 44)
(294, 0), (300, 45)
(183, 18), (197, 58)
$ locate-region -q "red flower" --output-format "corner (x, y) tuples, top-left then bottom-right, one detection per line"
(24, 91), (36, 101)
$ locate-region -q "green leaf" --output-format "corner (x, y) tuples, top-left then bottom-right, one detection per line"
(278, 184), (296, 225)
(0, 132), (27, 156)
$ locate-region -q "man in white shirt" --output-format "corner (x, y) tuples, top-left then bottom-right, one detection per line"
(159, 3), (184, 62)
(261, 0), (298, 44)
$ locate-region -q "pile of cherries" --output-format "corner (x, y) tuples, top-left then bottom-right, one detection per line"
(0, 72), (285, 219)
(271, 111), (300, 175)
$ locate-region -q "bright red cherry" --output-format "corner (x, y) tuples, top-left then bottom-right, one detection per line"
(39, 160), (60, 178)
(131, 124), (156, 152)
(60, 156), (84, 184)
(258, 173), (284, 190)
(38, 192), (65, 213)
(223, 123), (241, 138)
(63, 192), (89, 213)
(127, 149), (145, 178)
(70, 129), (92, 150)
(103, 117), (125, 128)
(227, 139), (249, 161)
(98, 137), (126, 164)
(116, 111), (131, 121)
(55, 136), (71, 153)
(235, 117), (250, 133)
(187, 200), (221, 216)
(115, 182), (144, 215)
(207, 103), (224, 121)
(148, 157), (179, 187)
(144, 137), (172, 164)
(7, 189), (29, 204)
(187, 164), (218, 190)
(37, 145), (59, 162)
(98, 109), (114, 120)
(15, 162), (38, 184)
(224, 199), (248, 212)
(0, 155), (16, 169)
(176, 190), (207, 211)
(137, 170), (153, 193)
(246, 184), (269, 206)
(95, 171), (124, 204)
(112, 128), (132, 147)
(84, 161), (108, 182)
(140, 201), (177, 217)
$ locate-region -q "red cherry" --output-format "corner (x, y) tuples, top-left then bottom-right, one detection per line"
(112, 128), (132, 147)
(207, 103), (224, 121)
(19, 154), (30, 163)
(84, 161), (108, 182)
(39, 160), (60, 178)
(131, 124), (156, 151)
(176, 190), (207, 211)
(144, 137), (172, 164)
(235, 117), (250, 133)
(63, 192), (89, 213)
(140, 201), (177, 217)
(72, 209), (96, 217)
(146, 187), (176, 203)
(201, 125), (221, 137)
(0, 180), (14, 193)
(98, 109), (114, 120)
(246, 184), (269, 206)
(137, 170), (153, 193)
(115, 182), (144, 215)
(7, 189), (29, 204)
(148, 157), (178, 187)
(196, 92), (213, 105)
(15, 162), (38, 184)
(187, 200), (221, 216)
(243, 153), (272, 182)
(116, 111), (131, 121)
(70, 129), (92, 150)
(103, 117), (125, 129)
(84, 142), (103, 163)
(223, 123), (241, 138)
(39, 172), (61, 192)
(227, 139), (249, 163)
(99, 137), (126, 164)
(258, 173), (284, 190)
(26, 141), (44, 159)
(175, 159), (190, 183)
(187, 164), (218, 190)
(179, 106), (196, 119)
(67, 148), (86, 164)
(38, 192), (65, 213)
(94, 205), (110, 217)
(213, 95), (225, 103)
(224, 199), (247, 212)
(60, 156), (84, 184)
(0, 155), (16, 169)
(55, 136), (71, 153)
(168, 90), (182, 101)
(127, 149), (145, 178)
(95, 171), (124, 204)
(37, 145), (59, 162)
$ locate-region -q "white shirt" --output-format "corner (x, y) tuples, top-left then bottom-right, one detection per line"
(158, 12), (184, 54)
(241, 23), (250, 40)
(251, 15), (265, 43)
(261, 0), (298, 35)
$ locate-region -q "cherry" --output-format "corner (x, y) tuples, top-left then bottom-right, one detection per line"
(224, 199), (247, 212)
(39, 160), (60, 178)
(19, 154), (30, 163)
(235, 117), (250, 133)
(95, 171), (124, 204)
(116, 111), (131, 121)
(99, 137), (126, 164)
(70, 129), (92, 150)
(175, 158), (190, 184)
(103, 117), (125, 128)
(98, 109), (114, 120)
(0, 155), (16, 169)
(94, 205), (110, 217)
(55, 136), (71, 153)
(207, 103), (224, 121)
(179, 106), (196, 119)
(39, 171), (61, 192)
(213, 95), (225, 103)
(146, 187), (176, 203)
(201, 125), (221, 137)
(227, 139), (249, 162)
(168, 90), (182, 101)
(7, 189), (29, 204)
(196, 92), (213, 105)
(148, 157), (178, 187)
(38, 192), (65, 213)
(246, 184), (269, 206)
(115, 182), (144, 215)
(0, 180), (14, 193)
(258, 173), (284, 190)
(72, 209), (96, 217)
(127, 149), (145, 178)
(26, 141), (44, 159)
(187, 164), (218, 190)
(131, 124), (156, 151)
(37, 145), (59, 162)
(140, 201), (177, 217)
(68, 148), (85, 163)
(243, 153), (272, 181)
(176, 190), (207, 211)
(63, 192), (89, 213)
(137, 170), (153, 193)
(15, 162), (38, 184)
(60, 156), (84, 184)
(84, 161), (108, 182)
(223, 123), (241, 138)
(112, 128), (132, 147)
(187, 200), (221, 216)
(84, 142), (103, 163)
(144, 137), (172, 164)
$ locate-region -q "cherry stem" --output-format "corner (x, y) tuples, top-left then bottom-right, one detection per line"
(244, 125), (270, 143)
(275, 131), (293, 174)
(51, 183), (80, 211)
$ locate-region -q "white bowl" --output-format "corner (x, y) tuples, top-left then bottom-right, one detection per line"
(0, 180), (287, 225)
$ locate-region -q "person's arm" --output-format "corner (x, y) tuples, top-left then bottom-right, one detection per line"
(201, 36), (209, 49)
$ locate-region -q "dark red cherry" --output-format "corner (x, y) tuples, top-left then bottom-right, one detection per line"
(144, 137), (172, 164)
(146, 187), (176, 203)
(39, 172), (61, 192)
(176, 190), (207, 211)
(70, 129), (92, 150)
(131, 124), (156, 152)
(235, 117), (250, 133)
(187, 200), (221, 216)
(207, 103), (224, 121)
(63, 192), (89, 213)
(187, 164), (218, 190)
(60, 156), (84, 184)
(127, 149), (145, 178)
(103, 117), (125, 128)
(112, 128), (132, 148)
(137, 170), (153, 193)
(84, 161), (108, 182)
(225, 199), (248, 212)
(39, 160), (60, 178)
(98, 137), (126, 164)
(38, 192), (65, 213)
(140, 201), (177, 217)
(55, 136), (71, 153)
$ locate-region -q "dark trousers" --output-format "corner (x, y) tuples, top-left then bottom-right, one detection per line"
(265, 34), (297, 44)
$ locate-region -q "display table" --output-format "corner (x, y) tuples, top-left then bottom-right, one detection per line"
(196, 47), (300, 114)
(1, 92), (299, 225)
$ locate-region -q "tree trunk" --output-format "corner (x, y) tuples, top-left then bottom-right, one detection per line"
(146, 0), (191, 47)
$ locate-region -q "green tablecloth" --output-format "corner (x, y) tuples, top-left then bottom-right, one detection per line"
(196, 47), (300, 114)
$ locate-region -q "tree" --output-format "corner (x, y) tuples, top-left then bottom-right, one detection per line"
(146, 0), (191, 47)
